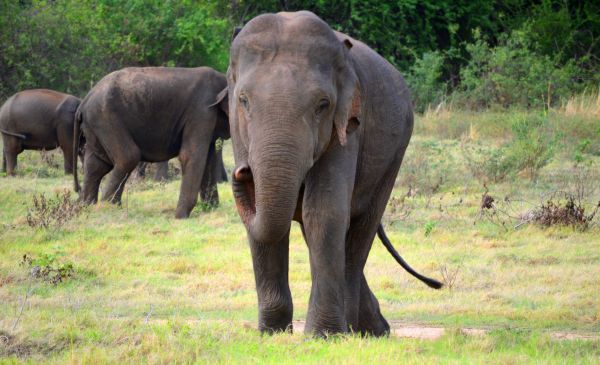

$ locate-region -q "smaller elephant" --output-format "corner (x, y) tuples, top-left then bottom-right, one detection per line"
(134, 161), (171, 181)
(74, 67), (229, 218)
(1, 89), (83, 175)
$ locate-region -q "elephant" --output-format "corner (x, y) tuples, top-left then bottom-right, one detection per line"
(0, 89), (83, 175)
(224, 11), (442, 337)
(135, 154), (228, 183)
(73, 66), (229, 218)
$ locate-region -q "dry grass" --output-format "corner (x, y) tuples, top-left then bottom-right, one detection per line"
(560, 88), (600, 117)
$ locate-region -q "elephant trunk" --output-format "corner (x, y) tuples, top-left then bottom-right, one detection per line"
(234, 128), (307, 244)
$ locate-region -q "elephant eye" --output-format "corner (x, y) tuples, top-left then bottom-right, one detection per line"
(239, 94), (249, 111)
(315, 99), (330, 116)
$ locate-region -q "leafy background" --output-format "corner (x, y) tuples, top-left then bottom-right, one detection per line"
(1, 0), (598, 111)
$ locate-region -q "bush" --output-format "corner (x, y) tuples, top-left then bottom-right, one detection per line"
(400, 139), (456, 195)
(455, 30), (579, 109)
(462, 114), (557, 182)
(26, 190), (84, 231)
(406, 51), (446, 112)
(21, 253), (74, 285)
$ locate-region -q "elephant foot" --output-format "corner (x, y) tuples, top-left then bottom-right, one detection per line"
(304, 313), (348, 337)
(356, 291), (390, 336)
(356, 308), (390, 337)
(258, 299), (293, 334)
(174, 209), (190, 219)
(258, 321), (293, 334)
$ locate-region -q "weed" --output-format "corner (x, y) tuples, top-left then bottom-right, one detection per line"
(39, 149), (59, 170)
(20, 252), (75, 285)
(424, 221), (437, 237)
(26, 190), (84, 231)
(525, 194), (600, 230)
(439, 265), (461, 291)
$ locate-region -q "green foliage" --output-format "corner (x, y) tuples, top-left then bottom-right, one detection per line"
(0, 0), (230, 99)
(463, 114), (557, 182)
(406, 51), (446, 112)
(506, 114), (558, 181)
(424, 221), (436, 237)
(456, 30), (579, 109)
(1, 1), (598, 108)
(21, 252), (75, 285)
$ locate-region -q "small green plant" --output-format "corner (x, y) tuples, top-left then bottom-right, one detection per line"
(573, 139), (591, 164)
(20, 253), (74, 285)
(424, 221), (437, 237)
(26, 190), (84, 231)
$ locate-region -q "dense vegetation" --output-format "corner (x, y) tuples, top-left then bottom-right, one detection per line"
(1, 0), (598, 110)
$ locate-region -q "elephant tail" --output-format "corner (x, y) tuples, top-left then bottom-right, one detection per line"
(377, 224), (443, 289)
(73, 108), (82, 193)
(0, 129), (26, 139)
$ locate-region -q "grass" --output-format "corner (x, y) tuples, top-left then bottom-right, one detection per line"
(1, 109), (599, 363)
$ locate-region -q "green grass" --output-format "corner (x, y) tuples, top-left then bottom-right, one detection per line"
(1, 110), (599, 363)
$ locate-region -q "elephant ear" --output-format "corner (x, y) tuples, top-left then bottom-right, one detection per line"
(210, 88), (229, 117)
(333, 39), (361, 146)
(210, 88), (230, 139)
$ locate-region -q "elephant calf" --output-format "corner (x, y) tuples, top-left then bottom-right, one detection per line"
(74, 67), (229, 218)
(1, 89), (82, 175)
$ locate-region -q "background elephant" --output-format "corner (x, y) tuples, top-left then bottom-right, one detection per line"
(74, 67), (229, 218)
(133, 161), (171, 181)
(0, 89), (82, 175)
(227, 12), (441, 337)
(135, 155), (227, 183)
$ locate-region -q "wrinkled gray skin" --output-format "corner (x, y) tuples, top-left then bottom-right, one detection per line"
(1, 89), (82, 175)
(227, 12), (434, 337)
(74, 67), (229, 218)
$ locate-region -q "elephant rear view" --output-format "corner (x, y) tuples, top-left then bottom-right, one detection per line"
(1, 89), (82, 175)
(74, 67), (229, 218)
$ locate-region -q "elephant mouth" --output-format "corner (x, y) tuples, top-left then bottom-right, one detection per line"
(232, 165), (256, 225)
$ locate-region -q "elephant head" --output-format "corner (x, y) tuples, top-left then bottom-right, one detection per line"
(226, 12), (361, 244)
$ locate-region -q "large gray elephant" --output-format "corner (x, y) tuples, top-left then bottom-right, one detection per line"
(74, 67), (229, 218)
(0, 89), (82, 175)
(224, 11), (442, 337)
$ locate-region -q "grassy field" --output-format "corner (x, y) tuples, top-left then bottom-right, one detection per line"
(1, 109), (599, 364)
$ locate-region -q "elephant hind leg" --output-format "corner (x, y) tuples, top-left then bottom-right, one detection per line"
(199, 143), (220, 208)
(101, 145), (140, 204)
(2, 135), (22, 176)
(344, 217), (390, 336)
(82, 151), (112, 204)
(57, 123), (74, 174)
(357, 274), (390, 336)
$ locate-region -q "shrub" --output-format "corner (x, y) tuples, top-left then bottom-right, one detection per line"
(26, 190), (84, 231)
(21, 253), (74, 285)
(462, 114), (557, 182)
(455, 29), (579, 109)
(504, 114), (557, 181)
(400, 139), (456, 195)
(406, 51), (447, 112)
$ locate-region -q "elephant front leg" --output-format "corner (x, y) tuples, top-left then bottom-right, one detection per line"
(301, 216), (349, 336)
(249, 232), (293, 333)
